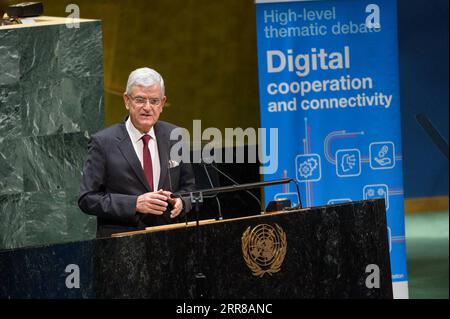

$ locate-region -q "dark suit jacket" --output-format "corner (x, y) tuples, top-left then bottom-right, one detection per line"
(78, 119), (196, 237)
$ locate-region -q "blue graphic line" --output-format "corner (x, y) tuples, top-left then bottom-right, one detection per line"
(324, 130), (365, 164)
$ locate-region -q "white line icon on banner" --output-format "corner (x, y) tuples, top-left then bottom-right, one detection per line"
(295, 154), (322, 183)
(336, 149), (361, 177)
(369, 141), (396, 170)
(327, 198), (352, 205)
(363, 184), (389, 210)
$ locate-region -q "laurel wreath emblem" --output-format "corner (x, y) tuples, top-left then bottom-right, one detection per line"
(241, 223), (287, 277)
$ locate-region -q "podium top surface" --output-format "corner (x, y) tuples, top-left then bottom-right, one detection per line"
(0, 15), (99, 30)
(111, 208), (311, 238)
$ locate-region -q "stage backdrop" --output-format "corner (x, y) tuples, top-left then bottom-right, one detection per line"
(255, 0), (408, 298)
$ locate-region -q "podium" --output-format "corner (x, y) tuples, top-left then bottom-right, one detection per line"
(0, 199), (392, 298)
(0, 199), (392, 299)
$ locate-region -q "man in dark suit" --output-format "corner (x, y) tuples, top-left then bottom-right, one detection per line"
(78, 67), (195, 237)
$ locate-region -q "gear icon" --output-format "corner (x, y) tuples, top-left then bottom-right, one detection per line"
(299, 158), (318, 178)
(299, 162), (313, 178)
(307, 158), (318, 170)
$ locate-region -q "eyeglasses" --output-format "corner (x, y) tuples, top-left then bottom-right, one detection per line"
(128, 95), (162, 107)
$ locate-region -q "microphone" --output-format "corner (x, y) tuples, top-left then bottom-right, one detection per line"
(416, 113), (449, 160)
(167, 160), (188, 225)
(167, 160), (174, 192)
(202, 163), (223, 220)
(203, 159), (263, 213)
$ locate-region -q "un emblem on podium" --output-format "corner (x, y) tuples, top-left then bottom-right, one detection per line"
(241, 223), (287, 277)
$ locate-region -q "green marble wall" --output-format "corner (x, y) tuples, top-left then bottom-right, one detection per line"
(0, 21), (104, 250)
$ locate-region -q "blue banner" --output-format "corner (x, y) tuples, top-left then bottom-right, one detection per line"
(255, 0), (408, 297)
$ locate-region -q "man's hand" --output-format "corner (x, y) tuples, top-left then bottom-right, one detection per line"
(159, 190), (184, 219)
(136, 190), (169, 215)
(168, 197), (183, 219)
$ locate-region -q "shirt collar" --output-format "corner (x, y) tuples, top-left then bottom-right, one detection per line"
(126, 117), (156, 143)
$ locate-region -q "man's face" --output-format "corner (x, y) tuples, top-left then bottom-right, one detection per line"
(124, 85), (166, 133)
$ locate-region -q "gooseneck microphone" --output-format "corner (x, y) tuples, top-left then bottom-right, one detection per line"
(205, 162), (263, 213)
(416, 113), (449, 160)
(167, 160), (188, 225)
(167, 161), (173, 192)
(202, 164), (223, 220)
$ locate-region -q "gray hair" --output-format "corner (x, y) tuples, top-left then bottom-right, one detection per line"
(126, 67), (165, 96)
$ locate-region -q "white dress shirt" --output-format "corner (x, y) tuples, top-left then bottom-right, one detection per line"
(125, 118), (160, 191)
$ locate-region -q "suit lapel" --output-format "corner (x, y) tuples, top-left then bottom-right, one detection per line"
(116, 123), (151, 192)
(155, 122), (169, 190)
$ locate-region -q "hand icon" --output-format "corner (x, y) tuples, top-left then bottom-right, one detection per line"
(374, 156), (392, 166)
(370, 142), (395, 169)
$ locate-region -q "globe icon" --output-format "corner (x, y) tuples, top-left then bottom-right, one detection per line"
(249, 224), (283, 267)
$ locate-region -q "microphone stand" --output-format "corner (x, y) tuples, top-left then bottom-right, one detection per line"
(168, 160), (207, 298)
(175, 178), (294, 200)
(189, 191), (206, 298)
